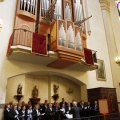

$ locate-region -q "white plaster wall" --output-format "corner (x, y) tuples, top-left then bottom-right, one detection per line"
(83, 0), (113, 88)
(0, 0), (17, 103)
(109, 0), (120, 55)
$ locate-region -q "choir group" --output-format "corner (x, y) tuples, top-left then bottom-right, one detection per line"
(4, 98), (100, 120)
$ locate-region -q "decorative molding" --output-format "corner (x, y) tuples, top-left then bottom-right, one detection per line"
(99, 0), (110, 12)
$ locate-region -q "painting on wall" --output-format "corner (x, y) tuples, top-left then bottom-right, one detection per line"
(96, 59), (106, 81)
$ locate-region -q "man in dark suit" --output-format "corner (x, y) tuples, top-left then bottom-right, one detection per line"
(32, 104), (40, 120)
(19, 105), (27, 120)
(70, 101), (80, 119)
(9, 104), (19, 120)
(93, 101), (99, 115)
(60, 98), (67, 108)
(4, 104), (10, 120)
(79, 101), (86, 117)
(66, 103), (72, 114)
(53, 102), (60, 120)
(86, 102), (92, 117)
(46, 103), (55, 120)
(42, 100), (48, 113)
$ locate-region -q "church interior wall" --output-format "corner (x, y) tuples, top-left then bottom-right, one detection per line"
(0, 0), (115, 106)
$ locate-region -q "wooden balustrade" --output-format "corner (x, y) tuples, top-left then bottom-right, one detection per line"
(12, 29), (32, 47)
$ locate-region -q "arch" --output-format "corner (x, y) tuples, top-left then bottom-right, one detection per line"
(6, 71), (87, 103)
(8, 71), (86, 86)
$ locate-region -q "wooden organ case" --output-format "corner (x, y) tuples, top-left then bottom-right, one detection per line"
(11, 0), (92, 69)
(47, 0), (87, 68)
(13, 0), (38, 47)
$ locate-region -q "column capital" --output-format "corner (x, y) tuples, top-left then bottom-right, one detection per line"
(99, 0), (110, 12)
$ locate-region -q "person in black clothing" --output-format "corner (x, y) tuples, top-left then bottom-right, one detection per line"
(9, 101), (13, 110)
(60, 98), (67, 108)
(60, 103), (67, 120)
(32, 104), (40, 120)
(46, 103), (55, 120)
(54, 102), (60, 120)
(42, 100), (48, 113)
(79, 101), (86, 117)
(86, 102), (92, 117)
(9, 104), (19, 120)
(26, 101), (32, 110)
(4, 103), (10, 120)
(66, 102), (72, 114)
(93, 101), (99, 116)
(19, 105), (27, 120)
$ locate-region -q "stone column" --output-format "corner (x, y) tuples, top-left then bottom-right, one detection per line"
(99, 0), (120, 109)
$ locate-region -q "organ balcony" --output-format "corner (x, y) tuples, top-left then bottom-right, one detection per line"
(7, 0), (98, 71)
(7, 25), (98, 71)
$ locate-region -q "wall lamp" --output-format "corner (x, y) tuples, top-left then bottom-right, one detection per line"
(0, 19), (3, 32)
(115, 56), (120, 66)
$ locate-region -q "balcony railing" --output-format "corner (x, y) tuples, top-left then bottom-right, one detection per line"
(12, 28), (32, 47)
(64, 115), (104, 120)
(105, 113), (120, 120)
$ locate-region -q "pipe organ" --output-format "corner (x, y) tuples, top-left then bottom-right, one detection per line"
(54, 0), (62, 19)
(41, 0), (51, 17)
(73, 0), (83, 23)
(64, 1), (72, 20)
(13, 0), (89, 68)
(20, 0), (36, 14)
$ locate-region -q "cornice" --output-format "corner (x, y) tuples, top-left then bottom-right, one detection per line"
(99, 0), (110, 12)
